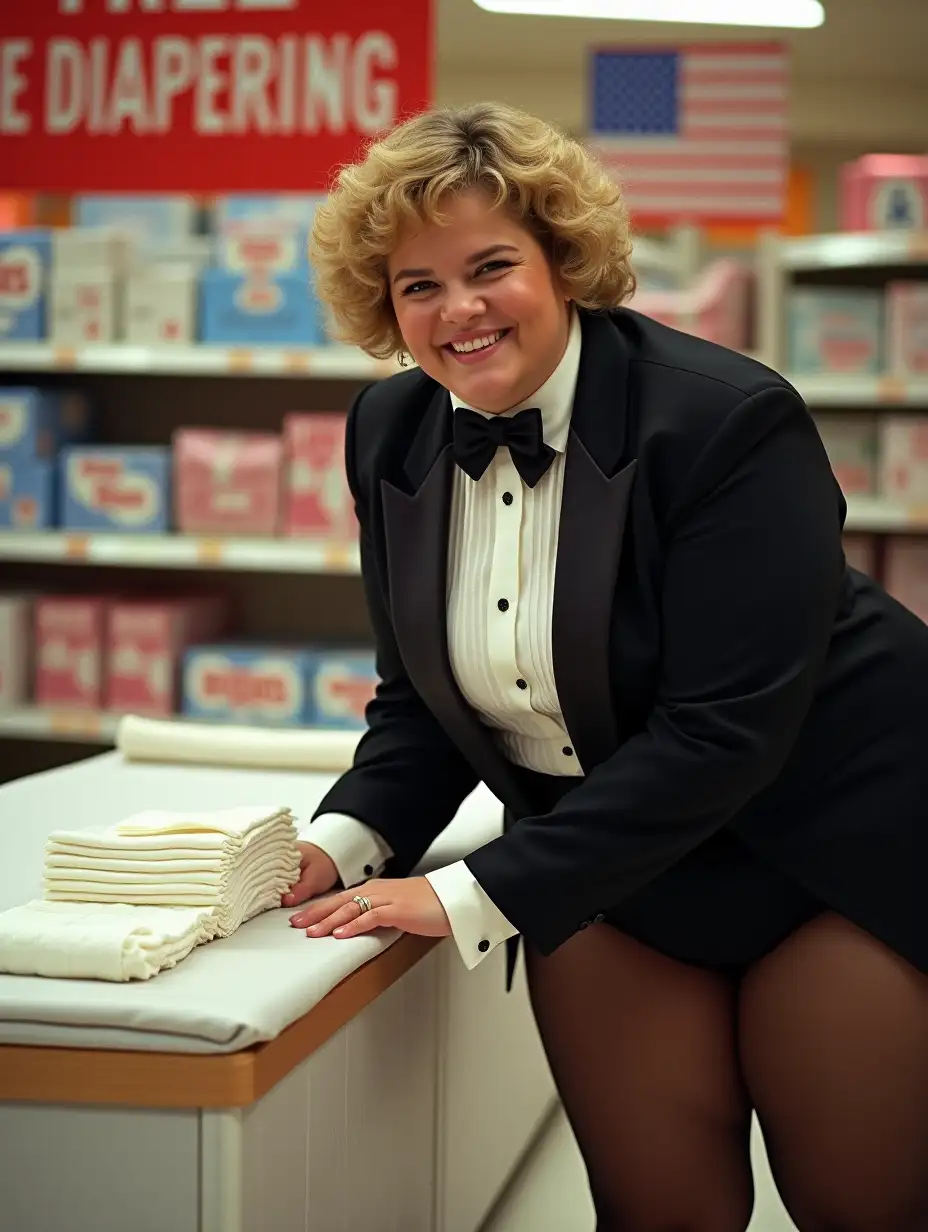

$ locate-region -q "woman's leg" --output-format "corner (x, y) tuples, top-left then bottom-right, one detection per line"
(738, 911), (928, 1232)
(524, 923), (754, 1232)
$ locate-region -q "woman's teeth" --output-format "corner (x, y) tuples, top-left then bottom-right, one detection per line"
(450, 330), (504, 354)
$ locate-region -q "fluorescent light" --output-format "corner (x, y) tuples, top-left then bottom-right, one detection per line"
(472, 0), (825, 27)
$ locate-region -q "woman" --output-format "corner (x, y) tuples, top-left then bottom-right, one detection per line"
(285, 103), (927, 1232)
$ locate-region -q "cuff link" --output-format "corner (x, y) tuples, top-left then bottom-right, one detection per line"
(478, 939), (490, 953)
(363, 865), (374, 876)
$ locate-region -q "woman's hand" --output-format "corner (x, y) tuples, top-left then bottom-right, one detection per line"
(288, 876), (452, 940)
(281, 842), (341, 908)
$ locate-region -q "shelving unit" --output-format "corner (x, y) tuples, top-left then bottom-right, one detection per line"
(3, 224), (927, 763)
(0, 531), (360, 574)
(0, 343), (398, 380)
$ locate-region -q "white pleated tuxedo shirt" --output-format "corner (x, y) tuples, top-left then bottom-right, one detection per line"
(302, 310), (584, 969)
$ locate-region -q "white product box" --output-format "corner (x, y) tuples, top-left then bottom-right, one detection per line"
(50, 271), (120, 344)
(126, 266), (197, 345)
(878, 416), (928, 506)
(52, 228), (134, 276)
(0, 595), (32, 708)
(815, 414), (878, 496)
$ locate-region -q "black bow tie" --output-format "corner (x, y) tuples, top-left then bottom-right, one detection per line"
(452, 406), (556, 488)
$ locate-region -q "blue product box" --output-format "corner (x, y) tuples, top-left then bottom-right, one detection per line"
(786, 289), (884, 375)
(182, 645), (314, 727)
(0, 459), (55, 529)
(0, 387), (92, 460)
(75, 195), (198, 245)
(0, 230), (52, 342)
(306, 648), (378, 730)
(60, 447), (171, 533)
(199, 269), (324, 346)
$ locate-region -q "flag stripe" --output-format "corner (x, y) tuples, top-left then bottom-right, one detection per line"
(627, 193), (783, 214)
(610, 167), (783, 184)
(683, 84), (787, 102)
(591, 137), (785, 158)
(590, 43), (787, 222)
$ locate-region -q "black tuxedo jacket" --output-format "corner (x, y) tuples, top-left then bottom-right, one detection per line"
(313, 307), (921, 977)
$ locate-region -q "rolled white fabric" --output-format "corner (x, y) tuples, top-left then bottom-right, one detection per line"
(116, 715), (362, 772)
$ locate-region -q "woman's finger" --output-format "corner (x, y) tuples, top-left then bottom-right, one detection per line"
(306, 897), (383, 937)
(331, 906), (388, 939)
(289, 887), (361, 929)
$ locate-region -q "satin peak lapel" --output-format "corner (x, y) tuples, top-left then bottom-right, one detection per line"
(553, 311), (636, 772)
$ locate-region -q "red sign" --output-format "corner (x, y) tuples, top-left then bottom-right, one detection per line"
(0, 0), (432, 191)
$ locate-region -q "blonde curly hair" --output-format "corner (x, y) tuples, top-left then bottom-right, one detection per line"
(310, 102), (637, 359)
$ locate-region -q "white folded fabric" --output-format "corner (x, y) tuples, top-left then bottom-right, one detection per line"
(116, 804), (290, 838)
(48, 806), (294, 852)
(117, 714), (361, 772)
(0, 901), (217, 982)
(22, 804), (304, 982)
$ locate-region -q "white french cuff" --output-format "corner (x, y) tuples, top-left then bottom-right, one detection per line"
(298, 813), (394, 889)
(425, 860), (519, 970)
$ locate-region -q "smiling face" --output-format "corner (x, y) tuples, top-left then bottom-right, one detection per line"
(387, 189), (571, 414)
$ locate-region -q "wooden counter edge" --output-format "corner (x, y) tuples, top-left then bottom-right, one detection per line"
(0, 933), (442, 1110)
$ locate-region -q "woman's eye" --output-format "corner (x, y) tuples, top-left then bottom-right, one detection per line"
(475, 260), (512, 277)
(402, 280), (435, 296)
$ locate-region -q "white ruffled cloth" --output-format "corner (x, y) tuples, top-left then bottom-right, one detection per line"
(0, 901), (216, 982)
(0, 805), (302, 982)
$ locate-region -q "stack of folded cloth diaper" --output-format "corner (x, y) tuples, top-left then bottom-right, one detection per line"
(0, 805), (301, 982)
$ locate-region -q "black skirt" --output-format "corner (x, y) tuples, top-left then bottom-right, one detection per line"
(516, 767), (921, 978)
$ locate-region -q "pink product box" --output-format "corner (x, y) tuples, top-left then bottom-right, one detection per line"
(0, 595), (32, 708)
(630, 260), (751, 353)
(840, 154), (928, 232)
(105, 596), (228, 717)
(174, 429), (283, 536)
(815, 414), (878, 496)
(842, 535), (877, 577)
(878, 416), (928, 505)
(282, 413), (356, 540)
(34, 596), (109, 709)
(884, 539), (928, 625)
(887, 283), (928, 377)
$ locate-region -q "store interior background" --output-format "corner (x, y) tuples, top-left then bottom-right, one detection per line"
(2, 0), (928, 788)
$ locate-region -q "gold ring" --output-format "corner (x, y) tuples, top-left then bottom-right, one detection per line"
(352, 895), (372, 914)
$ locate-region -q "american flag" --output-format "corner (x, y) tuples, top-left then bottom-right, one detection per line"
(588, 43), (788, 224)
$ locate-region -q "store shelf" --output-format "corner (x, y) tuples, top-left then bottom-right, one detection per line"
(0, 706), (121, 744)
(844, 496), (928, 533)
(791, 374), (928, 407)
(0, 532), (361, 574)
(779, 230), (928, 272)
(0, 343), (398, 380)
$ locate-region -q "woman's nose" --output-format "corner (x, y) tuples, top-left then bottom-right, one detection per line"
(440, 287), (485, 322)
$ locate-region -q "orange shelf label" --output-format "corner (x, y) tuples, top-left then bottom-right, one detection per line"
(53, 347), (77, 369)
(323, 542), (351, 570)
(227, 349), (253, 373)
(283, 351), (311, 373)
(64, 535), (88, 561)
(906, 505), (928, 525)
(196, 539), (224, 565)
(49, 710), (102, 738)
(877, 376), (907, 403)
(907, 233), (928, 261)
